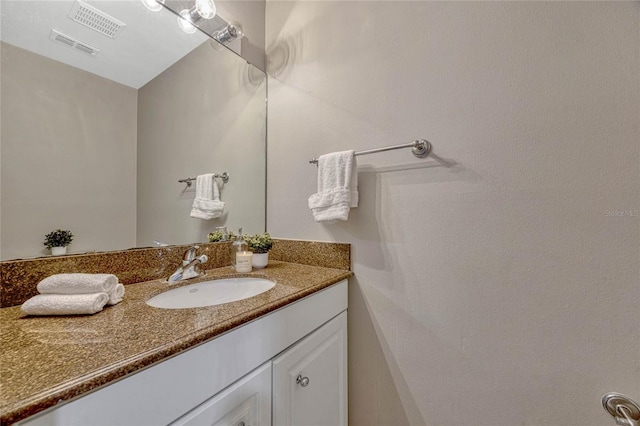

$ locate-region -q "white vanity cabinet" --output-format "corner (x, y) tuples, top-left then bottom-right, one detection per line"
(18, 280), (347, 426)
(273, 311), (347, 426)
(172, 311), (347, 426)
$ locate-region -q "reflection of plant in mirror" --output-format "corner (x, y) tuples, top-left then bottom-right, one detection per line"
(243, 233), (273, 254)
(43, 229), (74, 249)
(208, 230), (236, 242)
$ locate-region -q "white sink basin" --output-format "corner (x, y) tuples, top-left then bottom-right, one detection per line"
(146, 278), (276, 309)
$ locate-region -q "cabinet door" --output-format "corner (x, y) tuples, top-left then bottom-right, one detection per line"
(273, 311), (347, 426)
(171, 362), (272, 426)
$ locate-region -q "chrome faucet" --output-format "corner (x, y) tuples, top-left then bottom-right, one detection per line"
(168, 246), (208, 283)
(182, 245), (199, 264)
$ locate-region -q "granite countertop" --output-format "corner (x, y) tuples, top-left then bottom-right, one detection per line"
(0, 261), (352, 425)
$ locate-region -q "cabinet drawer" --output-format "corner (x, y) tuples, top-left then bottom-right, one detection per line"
(171, 362), (271, 426)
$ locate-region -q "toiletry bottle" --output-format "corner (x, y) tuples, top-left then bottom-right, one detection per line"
(230, 228), (248, 268)
(215, 226), (228, 241)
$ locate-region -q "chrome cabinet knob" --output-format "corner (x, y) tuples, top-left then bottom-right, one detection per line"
(296, 374), (310, 387)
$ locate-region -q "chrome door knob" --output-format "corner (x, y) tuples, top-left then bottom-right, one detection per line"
(602, 393), (640, 426)
(296, 374), (310, 387)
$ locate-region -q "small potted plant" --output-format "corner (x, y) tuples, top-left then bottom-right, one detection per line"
(243, 232), (273, 269)
(208, 227), (236, 243)
(43, 229), (74, 256)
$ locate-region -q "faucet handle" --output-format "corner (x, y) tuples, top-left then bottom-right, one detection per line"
(194, 254), (208, 270)
(183, 245), (200, 262)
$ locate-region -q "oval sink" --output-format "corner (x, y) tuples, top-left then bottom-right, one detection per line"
(146, 278), (275, 309)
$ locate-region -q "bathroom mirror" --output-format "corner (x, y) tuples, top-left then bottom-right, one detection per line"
(0, 0), (267, 260)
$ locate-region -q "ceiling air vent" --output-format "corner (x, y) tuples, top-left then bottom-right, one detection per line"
(49, 29), (100, 57)
(67, 0), (126, 39)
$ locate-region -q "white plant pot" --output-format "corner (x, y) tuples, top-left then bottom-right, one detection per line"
(252, 252), (268, 269)
(51, 246), (67, 256)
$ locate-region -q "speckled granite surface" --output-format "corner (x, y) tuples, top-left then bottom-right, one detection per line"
(270, 239), (350, 270)
(0, 261), (352, 424)
(0, 243), (233, 308)
(1, 239), (350, 308)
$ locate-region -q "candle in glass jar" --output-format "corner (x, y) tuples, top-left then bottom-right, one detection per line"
(235, 251), (253, 272)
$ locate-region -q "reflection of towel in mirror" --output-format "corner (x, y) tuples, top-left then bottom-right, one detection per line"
(190, 174), (225, 220)
(308, 150), (358, 222)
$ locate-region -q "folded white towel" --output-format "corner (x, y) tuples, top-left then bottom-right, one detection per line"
(190, 174), (225, 220)
(308, 150), (358, 222)
(107, 283), (125, 306)
(37, 273), (118, 295)
(21, 293), (109, 316)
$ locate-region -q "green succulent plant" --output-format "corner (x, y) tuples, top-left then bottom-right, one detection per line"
(243, 232), (273, 254)
(208, 230), (236, 242)
(43, 229), (74, 249)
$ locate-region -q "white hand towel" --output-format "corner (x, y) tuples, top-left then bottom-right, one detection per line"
(21, 293), (109, 316)
(190, 174), (225, 220)
(37, 273), (118, 295)
(308, 150), (358, 222)
(107, 283), (125, 306)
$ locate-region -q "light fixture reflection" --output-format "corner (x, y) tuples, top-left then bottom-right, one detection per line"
(141, 0), (162, 12)
(177, 0), (216, 34)
(213, 22), (243, 44)
(177, 9), (198, 34)
(195, 0), (216, 19)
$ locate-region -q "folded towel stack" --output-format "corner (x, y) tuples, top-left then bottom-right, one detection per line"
(21, 273), (125, 316)
(22, 294), (109, 316)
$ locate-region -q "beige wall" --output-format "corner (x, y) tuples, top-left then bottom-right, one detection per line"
(137, 41), (266, 247)
(0, 42), (137, 259)
(266, 2), (639, 425)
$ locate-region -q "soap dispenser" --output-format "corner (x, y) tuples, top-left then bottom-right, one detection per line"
(230, 228), (248, 269)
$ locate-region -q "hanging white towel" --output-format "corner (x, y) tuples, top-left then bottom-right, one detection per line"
(190, 174), (225, 220)
(37, 273), (118, 295)
(21, 293), (109, 316)
(308, 150), (358, 222)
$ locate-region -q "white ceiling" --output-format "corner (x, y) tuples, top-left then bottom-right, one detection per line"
(0, 0), (218, 88)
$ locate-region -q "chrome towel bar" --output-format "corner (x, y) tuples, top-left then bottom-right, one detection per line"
(309, 139), (432, 164)
(178, 172), (229, 187)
